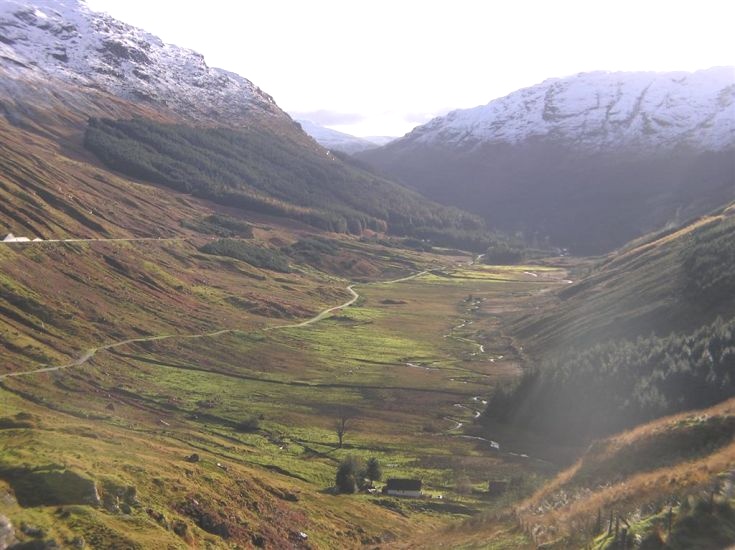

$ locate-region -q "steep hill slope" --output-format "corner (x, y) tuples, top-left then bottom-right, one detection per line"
(82, 116), (484, 238)
(359, 68), (735, 254)
(0, 0), (487, 245)
(517, 202), (735, 351)
(401, 398), (735, 549)
(481, 203), (735, 445)
(516, 398), (735, 549)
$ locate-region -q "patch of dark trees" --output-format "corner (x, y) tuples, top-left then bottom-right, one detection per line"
(482, 316), (735, 444)
(83, 117), (511, 252)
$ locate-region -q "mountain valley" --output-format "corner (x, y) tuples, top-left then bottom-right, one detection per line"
(0, 1), (734, 549)
(294, 120), (393, 155)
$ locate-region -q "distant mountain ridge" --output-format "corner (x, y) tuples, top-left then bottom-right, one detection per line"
(295, 119), (392, 154)
(360, 68), (735, 254)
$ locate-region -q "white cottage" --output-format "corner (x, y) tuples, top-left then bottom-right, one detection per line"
(382, 478), (422, 498)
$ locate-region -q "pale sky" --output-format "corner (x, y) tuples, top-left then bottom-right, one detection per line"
(85, 0), (734, 137)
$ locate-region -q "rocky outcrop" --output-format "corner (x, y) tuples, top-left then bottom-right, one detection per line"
(1, 466), (100, 507)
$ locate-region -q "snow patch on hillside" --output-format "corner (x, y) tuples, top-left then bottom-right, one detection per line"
(408, 68), (735, 153)
(0, 0), (285, 123)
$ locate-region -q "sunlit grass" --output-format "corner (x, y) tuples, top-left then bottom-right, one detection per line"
(0, 258), (562, 547)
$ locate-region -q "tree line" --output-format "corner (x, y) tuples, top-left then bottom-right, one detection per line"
(482, 316), (735, 443)
(681, 215), (735, 308)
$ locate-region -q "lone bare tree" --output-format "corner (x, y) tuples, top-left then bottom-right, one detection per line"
(335, 413), (350, 449)
(333, 407), (358, 449)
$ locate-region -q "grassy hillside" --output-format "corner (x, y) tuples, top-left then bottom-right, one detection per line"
(517, 204), (735, 350)
(515, 399), (735, 549)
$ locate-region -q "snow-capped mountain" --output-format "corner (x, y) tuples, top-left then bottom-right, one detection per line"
(360, 69), (735, 254)
(296, 119), (388, 154)
(0, 0), (286, 125)
(0, 0), (482, 243)
(408, 68), (735, 153)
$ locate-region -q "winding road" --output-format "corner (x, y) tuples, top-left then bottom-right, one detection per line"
(265, 285), (360, 330)
(0, 271), (427, 381)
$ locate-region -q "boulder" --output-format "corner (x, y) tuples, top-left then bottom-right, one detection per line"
(1, 467), (100, 507)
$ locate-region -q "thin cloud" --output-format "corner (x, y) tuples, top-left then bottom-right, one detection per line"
(291, 110), (365, 126)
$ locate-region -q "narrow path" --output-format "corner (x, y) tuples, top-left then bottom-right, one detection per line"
(0, 237), (186, 246)
(0, 271), (428, 381)
(271, 270), (427, 330)
(0, 329), (237, 380)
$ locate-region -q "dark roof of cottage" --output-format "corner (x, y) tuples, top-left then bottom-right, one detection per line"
(386, 478), (422, 491)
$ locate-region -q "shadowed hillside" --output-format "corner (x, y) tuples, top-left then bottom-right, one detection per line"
(83, 117), (491, 246)
(481, 204), (735, 445)
(359, 69), (735, 254)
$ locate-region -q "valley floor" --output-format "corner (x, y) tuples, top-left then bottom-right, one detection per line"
(0, 253), (573, 548)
